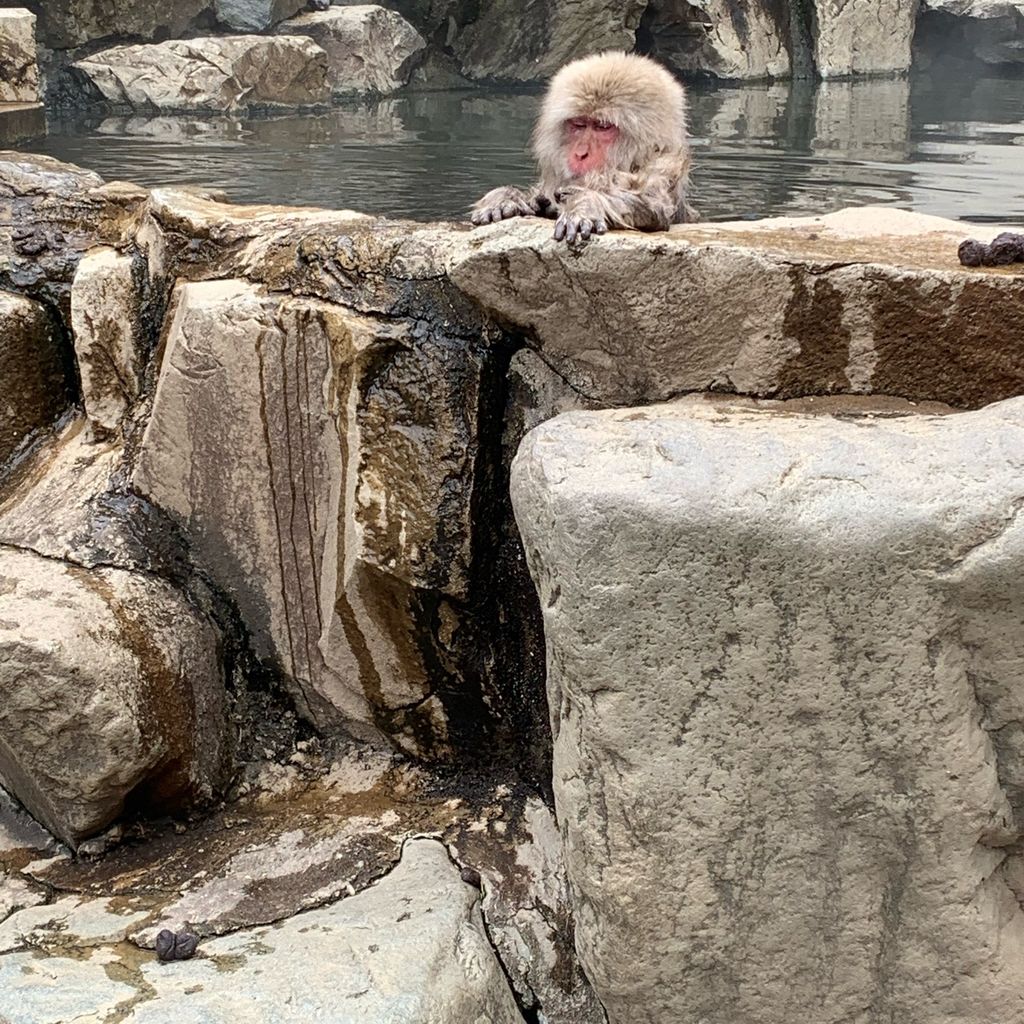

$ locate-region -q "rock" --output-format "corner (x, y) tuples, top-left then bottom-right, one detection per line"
(70, 246), (148, 437)
(0, 546), (231, 846)
(0, 152), (148, 317)
(18, 0), (212, 51)
(512, 394), (1024, 1024)
(130, 277), (469, 755)
(276, 5), (425, 96)
(70, 35), (331, 114)
(0, 291), (72, 478)
(452, 208), (1024, 411)
(812, 0), (919, 77)
(0, 102), (44, 146)
(215, 0), (306, 31)
(917, 0), (1024, 67)
(0, 8), (39, 103)
(452, 0), (645, 82)
(640, 0), (792, 80)
(0, 839), (526, 1023)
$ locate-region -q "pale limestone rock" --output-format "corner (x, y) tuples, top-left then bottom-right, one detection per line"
(512, 394), (1024, 1024)
(29, 0), (210, 50)
(71, 35), (331, 113)
(813, 0), (920, 77)
(0, 291), (70, 474)
(215, 0), (305, 31)
(0, 9), (39, 103)
(643, 0), (791, 80)
(0, 546), (231, 846)
(451, 208), (1024, 411)
(277, 5), (425, 95)
(0, 839), (526, 1024)
(70, 247), (146, 437)
(131, 278), (460, 755)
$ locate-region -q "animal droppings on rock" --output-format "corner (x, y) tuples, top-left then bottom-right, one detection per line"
(156, 928), (200, 962)
(958, 232), (1024, 267)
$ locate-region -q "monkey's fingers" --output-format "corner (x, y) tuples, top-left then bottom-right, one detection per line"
(593, 218), (608, 235)
(554, 216), (568, 241)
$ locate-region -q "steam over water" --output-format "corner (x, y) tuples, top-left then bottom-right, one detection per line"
(21, 69), (1024, 225)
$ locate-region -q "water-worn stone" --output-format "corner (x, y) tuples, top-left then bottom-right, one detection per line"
(71, 35), (331, 113)
(0, 9), (39, 103)
(215, 0), (306, 31)
(640, 0), (792, 80)
(812, 0), (920, 77)
(0, 291), (71, 477)
(0, 546), (231, 847)
(277, 5), (425, 95)
(131, 277), (474, 754)
(0, 838), (526, 1023)
(70, 246), (147, 437)
(453, 208), (1024, 410)
(512, 394), (1024, 1024)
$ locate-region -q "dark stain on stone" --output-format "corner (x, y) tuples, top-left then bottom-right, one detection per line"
(777, 268), (852, 399)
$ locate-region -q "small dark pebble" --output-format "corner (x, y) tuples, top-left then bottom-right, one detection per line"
(460, 865), (482, 888)
(155, 928), (200, 962)
(958, 232), (1024, 268)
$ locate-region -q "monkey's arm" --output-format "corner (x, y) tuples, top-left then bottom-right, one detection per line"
(470, 185), (553, 225)
(553, 155), (693, 242)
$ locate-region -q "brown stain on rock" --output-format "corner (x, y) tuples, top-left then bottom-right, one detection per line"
(777, 268), (852, 398)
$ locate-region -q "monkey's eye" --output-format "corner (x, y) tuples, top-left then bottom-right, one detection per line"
(594, 121), (616, 133)
(567, 118), (589, 131)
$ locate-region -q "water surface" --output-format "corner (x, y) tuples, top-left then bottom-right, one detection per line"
(20, 70), (1024, 225)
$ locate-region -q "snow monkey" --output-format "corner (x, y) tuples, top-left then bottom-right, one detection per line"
(471, 51), (694, 244)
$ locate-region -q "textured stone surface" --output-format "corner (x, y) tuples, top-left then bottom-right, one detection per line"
(131, 277), (472, 754)
(0, 546), (231, 846)
(452, 0), (645, 82)
(813, 0), (920, 77)
(71, 35), (331, 113)
(0, 291), (71, 477)
(641, 0), (792, 80)
(0, 838), (527, 1024)
(0, 9), (39, 103)
(452, 208), (1024, 410)
(513, 394), (1024, 1024)
(215, 0), (306, 31)
(70, 246), (147, 437)
(278, 5), (425, 95)
(918, 0), (1024, 66)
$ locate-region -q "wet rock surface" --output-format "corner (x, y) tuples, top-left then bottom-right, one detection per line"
(0, 8), (39, 104)
(513, 394), (1024, 1024)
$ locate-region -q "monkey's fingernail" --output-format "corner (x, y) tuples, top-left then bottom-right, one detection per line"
(595, 220), (608, 234)
(554, 221), (566, 241)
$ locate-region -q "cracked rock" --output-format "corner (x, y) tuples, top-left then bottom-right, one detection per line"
(512, 393), (1024, 1024)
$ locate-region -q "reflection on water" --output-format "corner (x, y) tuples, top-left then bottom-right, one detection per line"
(19, 70), (1024, 224)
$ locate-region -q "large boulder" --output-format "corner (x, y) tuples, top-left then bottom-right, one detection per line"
(0, 546), (231, 847)
(512, 394), (1024, 1024)
(454, 209), (1024, 410)
(0, 291), (72, 478)
(276, 5), (425, 96)
(640, 0), (793, 80)
(0, 8), (39, 103)
(130, 277), (473, 755)
(812, 0), (920, 77)
(70, 35), (331, 113)
(215, 0), (306, 32)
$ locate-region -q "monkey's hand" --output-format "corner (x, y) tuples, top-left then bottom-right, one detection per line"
(471, 187), (536, 226)
(552, 189), (610, 244)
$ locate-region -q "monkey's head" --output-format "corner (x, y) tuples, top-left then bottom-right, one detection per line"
(533, 52), (688, 184)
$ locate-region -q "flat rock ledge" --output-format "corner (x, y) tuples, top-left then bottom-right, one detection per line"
(512, 394), (1024, 1024)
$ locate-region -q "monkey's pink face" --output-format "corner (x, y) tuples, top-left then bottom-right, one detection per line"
(565, 117), (620, 177)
